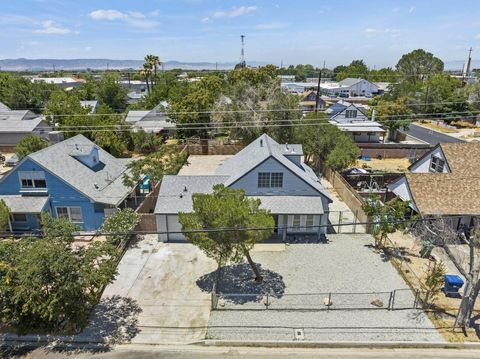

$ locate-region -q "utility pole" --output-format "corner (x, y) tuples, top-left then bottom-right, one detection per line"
(240, 35), (246, 68)
(315, 68), (322, 113)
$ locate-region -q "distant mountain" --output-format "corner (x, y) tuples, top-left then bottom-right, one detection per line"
(0, 58), (269, 71)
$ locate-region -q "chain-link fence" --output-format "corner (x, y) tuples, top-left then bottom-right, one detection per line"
(212, 289), (427, 311)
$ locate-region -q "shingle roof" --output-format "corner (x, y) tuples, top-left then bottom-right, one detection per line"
(405, 173), (480, 216)
(251, 196), (325, 214)
(0, 102), (10, 111)
(154, 175), (229, 213)
(215, 134), (332, 201)
(26, 135), (134, 206)
(0, 110), (47, 133)
(402, 142), (480, 216)
(0, 195), (49, 213)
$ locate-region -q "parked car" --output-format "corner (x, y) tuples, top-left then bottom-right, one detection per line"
(5, 154), (19, 167)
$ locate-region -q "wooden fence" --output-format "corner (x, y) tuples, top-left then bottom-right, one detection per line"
(318, 162), (371, 233)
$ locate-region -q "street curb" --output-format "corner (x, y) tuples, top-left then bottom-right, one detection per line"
(204, 339), (480, 349)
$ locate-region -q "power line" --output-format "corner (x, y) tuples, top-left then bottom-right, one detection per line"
(0, 216), (434, 238)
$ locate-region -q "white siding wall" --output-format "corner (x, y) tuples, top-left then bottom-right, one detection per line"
(389, 177), (418, 212)
(349, 81), (379, 96)
(332, 105), (369, 123)
(410, 147), (449, 173)
(230, 157), (319, 196)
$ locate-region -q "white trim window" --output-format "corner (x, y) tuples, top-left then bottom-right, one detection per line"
(18, 171), (47, 189)
(11, 213), (27, 222)
(429, 156), (445, 173)
(292, 215), (301, 229)
(345, 109), (357, 118)
(56, 206), (83, 223)
(257, 172), (283, 188)
(306, 215), (314, 228)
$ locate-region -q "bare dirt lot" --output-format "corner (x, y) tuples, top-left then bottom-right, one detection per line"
(356, 158), (411, 173)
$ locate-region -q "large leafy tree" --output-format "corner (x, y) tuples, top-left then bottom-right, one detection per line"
(372, 97), (411, 140)
(179, 185), (274, 282)
(122, 145), (187, 187)
(335, 60), (369, 81)
(14, 134), (49, 160)
(95, 73), (127, 111)
(0, 213), (118, 333)
(295, 119), (359, 171)
(44, 90), (89, 126)
(396, 49), (444, 83)
(168, 75), (224, 137)
(0, 73), (54, 112)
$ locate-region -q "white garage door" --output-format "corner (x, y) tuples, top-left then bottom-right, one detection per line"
(167, 215), (186, 241)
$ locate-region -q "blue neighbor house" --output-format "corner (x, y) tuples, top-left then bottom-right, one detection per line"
(0, 134), (141, 232)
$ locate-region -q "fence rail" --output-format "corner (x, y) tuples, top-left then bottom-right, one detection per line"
(212, 288), (433, 311)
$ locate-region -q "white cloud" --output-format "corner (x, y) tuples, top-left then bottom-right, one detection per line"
(409, 6), (416, 13)
(90, 9), (128, 21)
(203, 6), (257, 23)
(34, 20), (72, 34)
(475, 34), (480, 40)
(365, 28), (379, 34)
(89, 9), (159, 29)
(393, 7), (400, 12)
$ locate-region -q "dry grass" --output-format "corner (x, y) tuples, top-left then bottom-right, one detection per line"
(356, 158), (411, 172)
(416, 122), (459, 133)
(385, 231), (480, 342)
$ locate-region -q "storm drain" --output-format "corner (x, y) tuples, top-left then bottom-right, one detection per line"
(294, 328), (305, 340)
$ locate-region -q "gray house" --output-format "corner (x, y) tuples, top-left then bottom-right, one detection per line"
(155, 134), (332, 242)
(0, 106), (51, 150)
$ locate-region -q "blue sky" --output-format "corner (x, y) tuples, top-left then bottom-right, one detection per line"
(1, 0), (479, 67)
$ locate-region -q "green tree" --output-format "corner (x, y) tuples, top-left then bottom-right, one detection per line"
(96, 73), (127, 111)
(0, 199), (10, 231)
(44, 90), (89, 126)
(168, 75), (224, 137)
(14, 134), (49, 160)
(424, 261), (446, 306)
(0, 73), (54, 112)
(179, 184), (274, 282)
(0, 214), (118, 333)
(372, 97), (411, 140)
(122, 145), (187, 187)
(396, 49), (444, 83)
(326, 135), (360, 171)
(362, 196), (412, 247)
(100, 208), (140, 245)
(335, 60), (369, 81)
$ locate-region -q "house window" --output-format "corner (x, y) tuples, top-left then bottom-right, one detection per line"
(306, 215), (314, 228)
(258, 172), (271, 188)
(56, 207), (83, 223)
(11, 213), (27, 222)
(353, 132), (362, 136)
(19, 171), (47, 189)
(270, 173), (283, 188)
(257, 172), (283, 188)
(429, 156), (445, 173)
(367, 132), (376, 136)
(293, 215), (301, 229)
(345, 110), (357, 118)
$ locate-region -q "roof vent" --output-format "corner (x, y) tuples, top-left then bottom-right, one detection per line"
(183, 185), (188, 192)
(260, 139), (263, 147)
(75, 143), (80, 151)
(285, 143), (289, 151)
(94, 183), (99, 189)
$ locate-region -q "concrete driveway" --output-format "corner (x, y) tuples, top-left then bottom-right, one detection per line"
(97, 235), (216, 344)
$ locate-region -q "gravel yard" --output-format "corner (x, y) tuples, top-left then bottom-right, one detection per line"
(207, 234), (443, 342)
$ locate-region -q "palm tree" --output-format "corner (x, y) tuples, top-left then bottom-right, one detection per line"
(140, 63), (153, 93)
(144, 54), (160, 88)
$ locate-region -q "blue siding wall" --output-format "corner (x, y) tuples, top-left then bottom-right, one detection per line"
(0, 158), (105, 230)
(229, 157), (319, 196)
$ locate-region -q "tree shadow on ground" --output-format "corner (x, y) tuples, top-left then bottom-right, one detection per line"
(0, 296), (142, 357)
(197, 262), (286, 304)
(84, 295), (142, 344)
